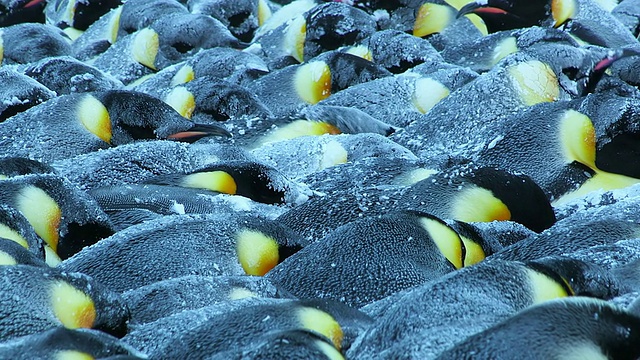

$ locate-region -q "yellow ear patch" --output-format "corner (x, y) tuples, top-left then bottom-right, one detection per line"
(552, 109), (640, 205)
(443, 0), (489, 35)
(491, 37), (518, 66)
(394, 168), (438, 186)
(412, 77), (450, 114)
(170, 65), (195, 87)
(314, 339), (345, 360)
(164, 87), (196, 119)
(45, 245), (62, 267)
(228, 287), (257, 300)
(319, 141), (348, 170)
(257, 0), (273, 27)
(344, 45), (373, 61)
(0, 250), (17, 265)
(555, 342), (607, 360)
(507, 60), (559, 106)
(63, 27), (84, 41)
(268, 120), (342, 143)
(284, 15), (306, 63)
(132, 28), (159, 70)
(526, 269), (571, 304)
(50, 280), (96, 329)
(451, 186), (512, 223)
(294, 61), (332, 104)
(297, 307), (343, 350)
(413, 3), (455, 38)
(0, 32), (4, 64)
(61, 0), (78, 29)
(553, 171), (640, 205)
(235, 229), (279, 276)
(558, 110), (596, 168)
(107, 6), (123, 44)
(460, 236), (485, 266)
(55, 350), (95, 360)
(418, 217), (464, 269)
(552, 0), (577, 27)
(15, 186), (61, 252)
(77, 94), (112, 144)
(181, 171), (237, 194)
(0, 223), (29, 248)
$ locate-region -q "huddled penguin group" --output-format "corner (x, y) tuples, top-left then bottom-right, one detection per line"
(2, 0), (640, 359)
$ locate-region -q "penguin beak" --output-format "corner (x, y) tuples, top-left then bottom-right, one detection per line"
(457, 1), (509, 18)
(594, 48), (640, 73)
(167, 123), (232, 142)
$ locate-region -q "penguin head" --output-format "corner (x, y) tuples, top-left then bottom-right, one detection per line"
(235, 218), (304, 276)
(87, 91), (230, 144)
(149, 13), (245, 66)
(580, 48), (640, 96)
(301, 2), (376, 61)
(457, 0), (577, 33)
(527, 256), (620, 300)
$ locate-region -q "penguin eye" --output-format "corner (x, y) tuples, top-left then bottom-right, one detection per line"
(172, 41), (194, 54)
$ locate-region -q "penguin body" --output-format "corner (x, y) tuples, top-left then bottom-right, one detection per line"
(209, 329), (346, 360)
(391, 53), (566, 161)
(298, 155), (422, 195)
(0, 174), (115, 260)
(94, 12), (244, 84)
(132, 47), (269, 95)
(277, 188), (400, 244)
(0, 68), (56, 122)
(0, 90), (230, 162)
(0, 237), (46, 267)
(60, 214), (303, 292)
(148, 13), (244, 63)
(363, 29), (444, 73)
(52, 140), (253, 191)
(0, 327), (145, 360)
(477, 92), (640, 203)
(154, 299), (363, 358)
(490, 209), (640, 264)
(88, 184), (288, 230)
(398, 166), (556, 233)
(24, 56), (124, 95)
(349, 258), (617, 359)
(0, 23), (72, 65)
(267, 210), (488, 308)
(256, 2), (376, 66)
(187, 0), (277, 43)
(70, 4), (123, 60)
(122, 275), (281, 324)
(248, 51), (391, 117)
(252, 132), (417, 180)
(317, 67), (477, 127)
(123, 296), (372, 358)
(436, 297), (640, 360)
(116, 0), (187, 37)
(0, 264), (129, 341)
